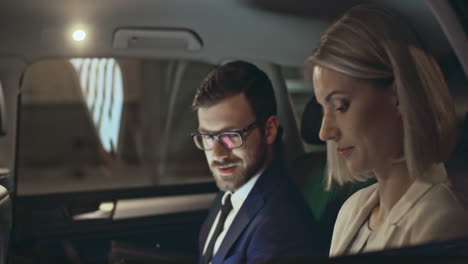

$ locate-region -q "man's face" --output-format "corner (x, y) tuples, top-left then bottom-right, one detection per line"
(197, 93), (269, 192)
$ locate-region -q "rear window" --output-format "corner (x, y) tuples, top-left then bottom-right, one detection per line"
(17, 58), (215, 195)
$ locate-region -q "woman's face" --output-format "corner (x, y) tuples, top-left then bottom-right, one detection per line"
(313, 66), (403, 174)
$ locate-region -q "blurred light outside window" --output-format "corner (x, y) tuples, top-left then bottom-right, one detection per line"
(70, 58), (123, 154)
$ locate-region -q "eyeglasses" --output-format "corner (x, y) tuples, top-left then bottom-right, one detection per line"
(191, 122), (257, 150)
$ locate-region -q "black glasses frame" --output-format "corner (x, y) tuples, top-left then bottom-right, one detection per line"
(191, 122), (257, 150)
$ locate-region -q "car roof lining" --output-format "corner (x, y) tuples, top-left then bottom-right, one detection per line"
(0, 0), (459, 69)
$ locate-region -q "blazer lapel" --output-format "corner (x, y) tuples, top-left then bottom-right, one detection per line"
(386, 164), (445, 228)
(387, 180), (433, 225)
(334, 185), (379, 255)
(371, 180), (434, 249)
(335, 164), (443, 254)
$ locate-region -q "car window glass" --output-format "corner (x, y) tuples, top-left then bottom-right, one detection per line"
(17, 58), (215, 195)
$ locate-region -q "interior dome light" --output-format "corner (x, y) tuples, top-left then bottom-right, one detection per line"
(72, 29), (87, 41)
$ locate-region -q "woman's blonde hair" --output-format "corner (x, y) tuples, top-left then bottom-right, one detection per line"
(306, 5), (458, 190)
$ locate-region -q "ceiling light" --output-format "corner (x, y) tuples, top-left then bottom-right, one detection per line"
(72, 29), (87, 41)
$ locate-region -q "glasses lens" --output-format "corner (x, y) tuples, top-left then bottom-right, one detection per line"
(194, 134), (214, 150)
(219, 132), (242, 149)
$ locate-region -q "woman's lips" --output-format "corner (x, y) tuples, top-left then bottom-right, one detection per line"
(337, 146), (355, 158)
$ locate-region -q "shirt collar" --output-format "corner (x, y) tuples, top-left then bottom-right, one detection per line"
(222, 166), (265, 212)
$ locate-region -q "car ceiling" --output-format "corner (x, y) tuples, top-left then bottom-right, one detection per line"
(0, 0), (457, 68)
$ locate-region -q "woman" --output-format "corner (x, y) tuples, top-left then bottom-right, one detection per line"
(306, 5), (468, 256)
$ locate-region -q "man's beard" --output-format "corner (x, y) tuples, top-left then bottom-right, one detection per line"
(210, 139), (268, 192)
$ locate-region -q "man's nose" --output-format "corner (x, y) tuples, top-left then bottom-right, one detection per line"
(211, 139), (230, 160)
(319, 113), (340, 142)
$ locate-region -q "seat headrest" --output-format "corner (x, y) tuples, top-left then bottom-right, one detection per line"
(0, 186), (7, 201)
(301, 97), (324, 145)
(455, 113), (468, 153)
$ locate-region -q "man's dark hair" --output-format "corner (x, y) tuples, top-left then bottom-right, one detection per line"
(192, 60), (277, 128)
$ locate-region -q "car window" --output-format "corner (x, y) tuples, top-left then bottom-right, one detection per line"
(17, 58), (215, 195)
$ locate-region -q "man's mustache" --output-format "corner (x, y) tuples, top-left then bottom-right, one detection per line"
(211, 159), (241, 167)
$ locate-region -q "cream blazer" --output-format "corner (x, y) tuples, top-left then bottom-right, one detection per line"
(330, 165), (468, 256)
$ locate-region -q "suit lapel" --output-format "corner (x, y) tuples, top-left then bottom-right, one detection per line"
(199, 192), (224, 262)
(211, 163), (280, 264)
(212, 190), (264, 264)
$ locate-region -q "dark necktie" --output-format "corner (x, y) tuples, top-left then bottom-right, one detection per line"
(202, 194), (233, 264)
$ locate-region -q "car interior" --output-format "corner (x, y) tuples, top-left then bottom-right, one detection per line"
(0, 0), (466, 263)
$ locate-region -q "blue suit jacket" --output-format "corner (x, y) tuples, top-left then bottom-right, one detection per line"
(198, 161), (326, 264)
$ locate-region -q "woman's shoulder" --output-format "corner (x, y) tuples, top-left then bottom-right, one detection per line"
(413, 183), (468, 219)
(415, 183), (466, 212)
(407, 182), (468, 241)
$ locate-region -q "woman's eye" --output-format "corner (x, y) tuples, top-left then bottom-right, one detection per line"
(336, 101), (349, 112)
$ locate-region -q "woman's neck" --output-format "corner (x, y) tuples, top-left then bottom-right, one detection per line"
(370, 162), (413, 230)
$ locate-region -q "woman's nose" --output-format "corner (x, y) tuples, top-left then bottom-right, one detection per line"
(319, 114), (340, 142)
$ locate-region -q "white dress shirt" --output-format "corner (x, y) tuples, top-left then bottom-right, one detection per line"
(203, 167), (264, 259)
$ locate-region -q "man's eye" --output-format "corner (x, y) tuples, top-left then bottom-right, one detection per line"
(202, 134), (214, 140)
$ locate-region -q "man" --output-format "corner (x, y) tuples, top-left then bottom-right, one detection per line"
(192, 61), (325, 264)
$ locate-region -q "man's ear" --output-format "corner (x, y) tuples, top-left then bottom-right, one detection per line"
(264, 115), (279, 145)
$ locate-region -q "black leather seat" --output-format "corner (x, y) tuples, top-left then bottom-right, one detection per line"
(445, 112), (468, 208)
